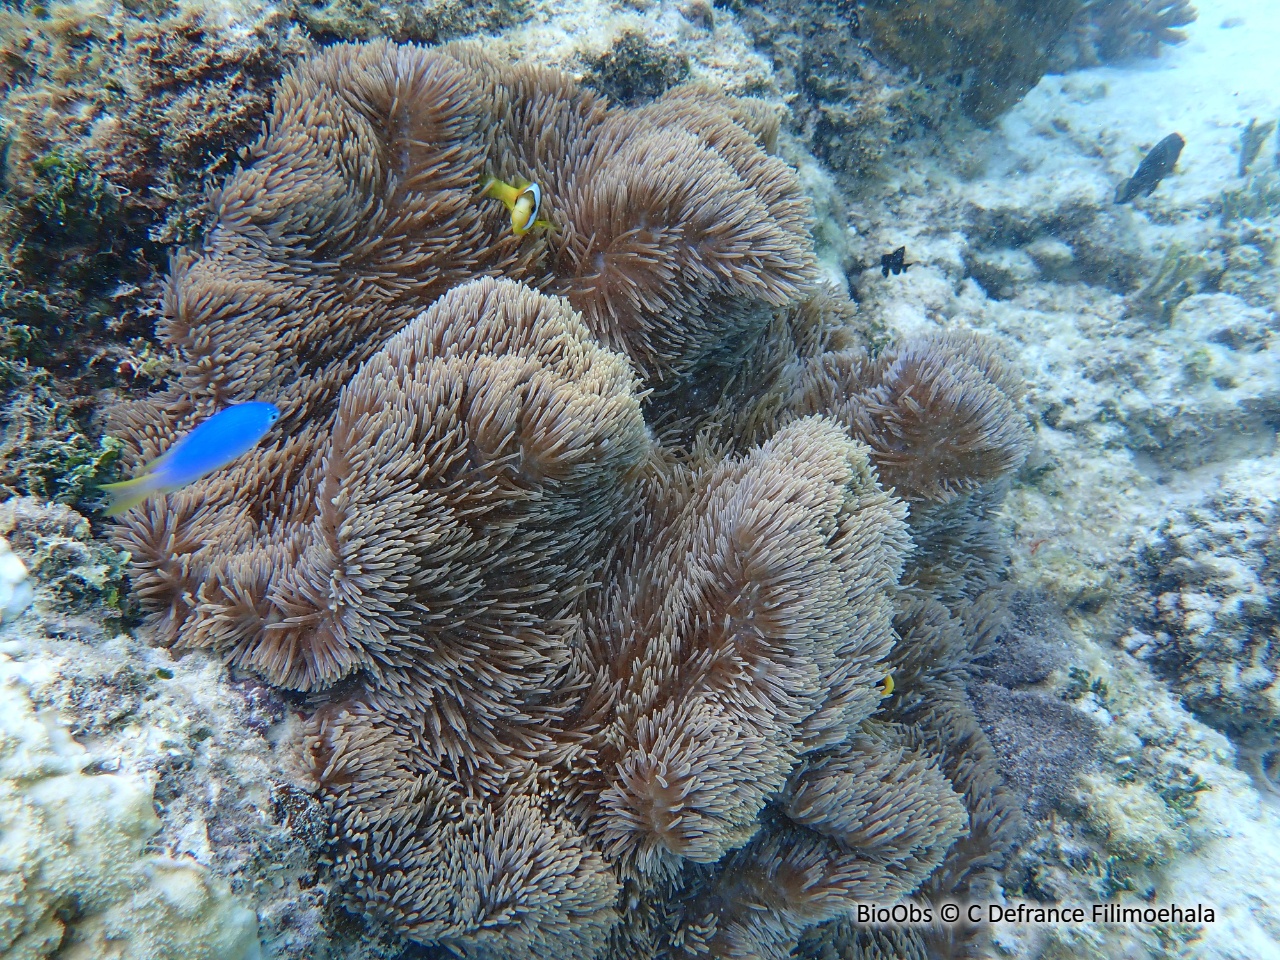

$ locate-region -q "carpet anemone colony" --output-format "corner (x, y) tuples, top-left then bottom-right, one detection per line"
(104, 40), (1032, 959)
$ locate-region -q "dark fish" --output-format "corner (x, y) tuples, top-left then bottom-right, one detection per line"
(1115, 133), (1184, 204)
(880, 246), (913, 277)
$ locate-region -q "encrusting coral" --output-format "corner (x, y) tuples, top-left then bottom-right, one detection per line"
(111, 40), (1031, 958)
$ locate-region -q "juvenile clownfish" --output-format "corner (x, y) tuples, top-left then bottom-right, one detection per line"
(99, 402), (281, 516)
(879, 673), (894, 697)
(479, 176), (555, 236)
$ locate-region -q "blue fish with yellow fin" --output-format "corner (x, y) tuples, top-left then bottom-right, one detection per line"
(100, 401), (280, 516)
(479, 177), (555, 236)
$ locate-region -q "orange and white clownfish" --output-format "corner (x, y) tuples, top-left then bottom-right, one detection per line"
(479, 176), (556, 236)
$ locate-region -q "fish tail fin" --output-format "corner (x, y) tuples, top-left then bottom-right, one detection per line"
(479, 176), (519, 210)
(98, 474), (163, 517)
(1114, 178), (1131, 203)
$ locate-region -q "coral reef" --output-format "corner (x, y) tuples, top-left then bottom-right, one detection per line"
(0, 0), (314, 521)
(0, 366), (123, 508)
(1052, 0), (1197, 69)
(726, 0), (947, 187)
(106, 40), (1032, 958)
(0, 1), (311, 379)
(0, 497), (128, 619)
(795, 4), (1280, 953)
(0, 655), (261, 960)
(0, 151), (134, 411)
(858, 0), (1085, 125)
(0, 3), (310, 234)
(0, 149), (129, 377)
(848, 0), (1195, 125)
(581, 30), (690, 105)
(293, 0), (527, 44)
(1130, 461), (1280, 764)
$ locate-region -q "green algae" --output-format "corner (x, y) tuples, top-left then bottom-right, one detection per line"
(1, 149), (130, 371)
(1065, 665), (1110, 703)
(0, 365), (124, 507)
(24, 150), (122, 251)
(1157, 768), (1211, 818)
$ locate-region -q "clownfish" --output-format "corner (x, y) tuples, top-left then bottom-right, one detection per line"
(479, 177), (555, 236)
(99, 402), (281, 516)
(879, 673), (894, 697)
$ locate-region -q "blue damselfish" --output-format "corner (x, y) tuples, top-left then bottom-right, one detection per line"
(100, 401), (281, 516)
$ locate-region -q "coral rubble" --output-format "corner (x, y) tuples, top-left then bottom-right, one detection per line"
(789, 0), (1200, 128)
(727, 0), (944, 190)
(109, 41), (1031, 957)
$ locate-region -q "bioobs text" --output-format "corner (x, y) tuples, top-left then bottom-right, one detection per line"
(854, 903), (935, 925)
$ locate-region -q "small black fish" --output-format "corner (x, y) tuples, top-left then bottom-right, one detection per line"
(880, 246), (913, 277)
(1115, 133), (1184, 204)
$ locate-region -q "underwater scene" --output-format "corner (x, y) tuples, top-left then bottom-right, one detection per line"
(0, 0), (1277, 956)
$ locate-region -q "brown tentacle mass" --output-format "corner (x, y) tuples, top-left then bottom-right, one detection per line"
(586, 420), (908, 879)
(114, 40), (1033, 959)
(789, 331), (1032, 505)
